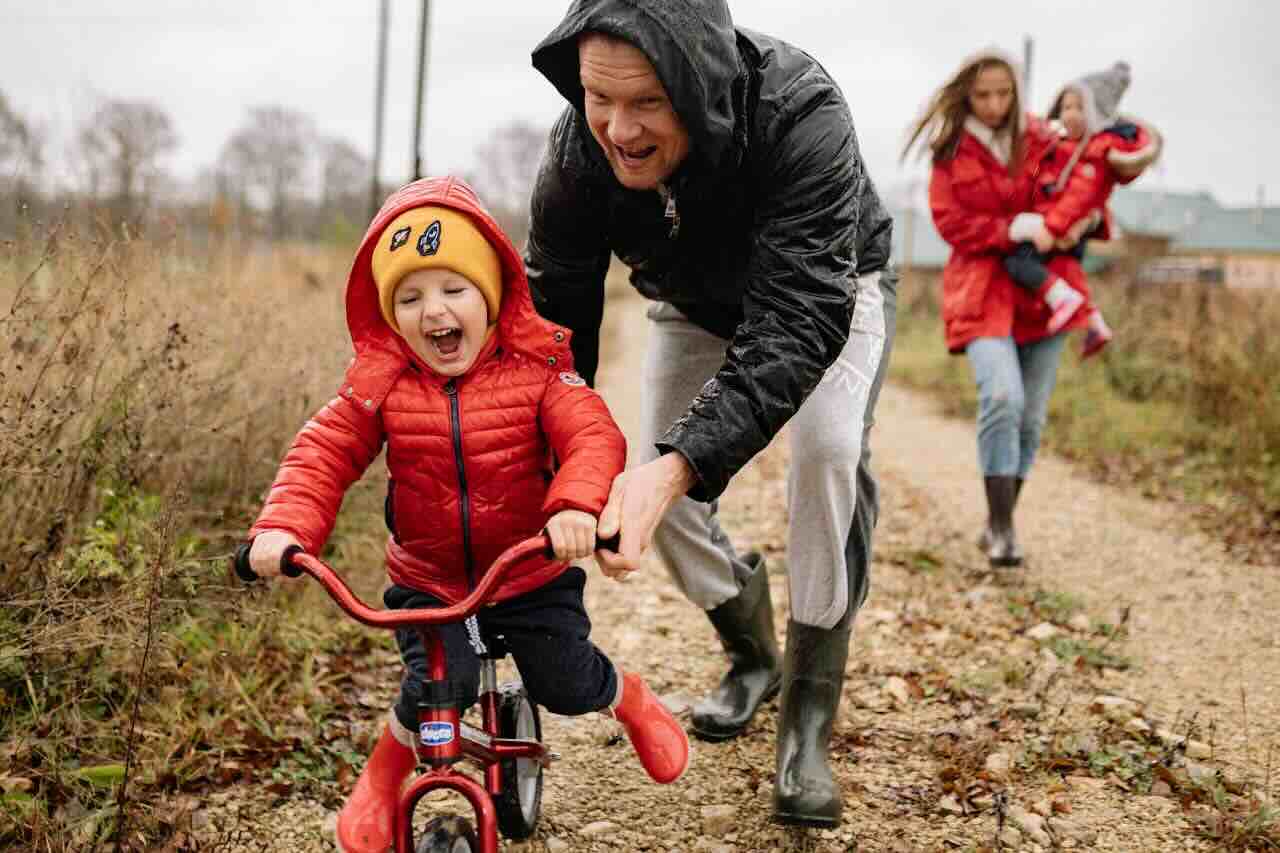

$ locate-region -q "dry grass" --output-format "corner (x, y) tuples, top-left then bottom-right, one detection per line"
(0, 218), (383, 850)
(1, 224), (352, 559)
(890, 270), (1280, 565)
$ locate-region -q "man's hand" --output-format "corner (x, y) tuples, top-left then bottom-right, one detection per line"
(595, 452), (697, 578)
(249, 530), (302, 579)
(545, 509), (598, 561)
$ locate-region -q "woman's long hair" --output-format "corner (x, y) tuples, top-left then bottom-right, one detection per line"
(902, 51), (1025, 175)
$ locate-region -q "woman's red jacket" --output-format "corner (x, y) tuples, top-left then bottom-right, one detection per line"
(929, 118), (1093, 353)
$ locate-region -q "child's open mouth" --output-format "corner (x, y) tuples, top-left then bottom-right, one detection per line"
(429, 327), (463, 356)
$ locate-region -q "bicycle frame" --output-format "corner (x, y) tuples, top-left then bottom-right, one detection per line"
(282, 537), (554, 853)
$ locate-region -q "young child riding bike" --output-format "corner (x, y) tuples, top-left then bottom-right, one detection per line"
(243, 176), (690, 853)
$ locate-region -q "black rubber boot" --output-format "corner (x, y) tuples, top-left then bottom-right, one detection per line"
(690, 553), (782, 742)
(977, 477), (1023, 552)
(772, 619), (851, 826)
(983, 475), (1023, 567)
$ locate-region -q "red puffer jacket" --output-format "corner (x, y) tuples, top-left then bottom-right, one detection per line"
(1033, 123), (1157, 236)
(929, 117), (1092, 353)
(249, 177), (626, 603)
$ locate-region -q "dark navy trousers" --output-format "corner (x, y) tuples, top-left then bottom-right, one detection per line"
(384, 566), (618, 729)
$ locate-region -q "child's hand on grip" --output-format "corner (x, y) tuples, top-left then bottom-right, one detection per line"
(249, 530), (302, 578)
(545, 510), (598, 561)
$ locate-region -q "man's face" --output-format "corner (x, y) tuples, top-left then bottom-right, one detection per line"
(578, 33), (690, 191)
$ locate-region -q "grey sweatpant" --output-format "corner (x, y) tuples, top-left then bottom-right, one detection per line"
(639, 271), (896, 629)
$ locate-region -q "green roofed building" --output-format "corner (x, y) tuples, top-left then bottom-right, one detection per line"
(891, 185), (1280, 289)
(1106, 188), (1280, 289)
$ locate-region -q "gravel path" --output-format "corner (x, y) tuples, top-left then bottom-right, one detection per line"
(192, 289), (1277, 852)
(873, 378), (1280, 778)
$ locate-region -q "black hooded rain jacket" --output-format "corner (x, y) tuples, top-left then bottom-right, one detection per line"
(525, 0), (893, 502)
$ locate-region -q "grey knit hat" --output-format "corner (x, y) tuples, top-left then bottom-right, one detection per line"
(1049, 61), (1131, 134)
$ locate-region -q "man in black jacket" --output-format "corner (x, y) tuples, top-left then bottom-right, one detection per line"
(526, 0), (895, 826)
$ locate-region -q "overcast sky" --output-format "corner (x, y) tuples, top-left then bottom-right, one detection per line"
(3, 0), (1278, 207)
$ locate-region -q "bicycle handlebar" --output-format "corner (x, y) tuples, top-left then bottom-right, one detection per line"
(231, 533), (621, 630)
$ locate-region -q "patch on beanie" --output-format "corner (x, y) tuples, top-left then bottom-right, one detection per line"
(389, 226), (411, 251)
(558, 371), (586, 386)
(417, 220), (442, 257)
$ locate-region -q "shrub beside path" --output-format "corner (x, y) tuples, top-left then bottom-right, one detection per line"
(194, 290), (1277, 852)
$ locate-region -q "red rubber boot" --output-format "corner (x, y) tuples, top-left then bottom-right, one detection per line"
(1081, 309), (1113, 360)
(610, 671), (690, 784)
(1044, 279), (1085, 335)
(335, 719), (417, 853)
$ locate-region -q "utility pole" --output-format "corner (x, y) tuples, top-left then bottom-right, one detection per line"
(369, 0), (389, 220)
(1022, 35), (1034, 100)
(900, 178), (921, 286)
(412, 0), (432, 180)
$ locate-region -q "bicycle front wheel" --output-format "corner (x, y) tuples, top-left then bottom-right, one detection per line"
(415, 815), (478, 853)
(494, 681), (543, 839)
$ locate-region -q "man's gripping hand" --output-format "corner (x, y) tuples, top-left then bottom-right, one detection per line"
(595, 452), (697, 579)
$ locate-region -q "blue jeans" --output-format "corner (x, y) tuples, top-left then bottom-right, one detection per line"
(964, 335), (1068, 478)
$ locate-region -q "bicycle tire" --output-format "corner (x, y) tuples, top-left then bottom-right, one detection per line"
(493, 681), (543, 840)
(415, 815), (478, 853)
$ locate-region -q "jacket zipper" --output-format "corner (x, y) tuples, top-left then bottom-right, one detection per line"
(657, 182), (681, 239)
(444, 379), (476, 588)
(384, 479), (398, 542)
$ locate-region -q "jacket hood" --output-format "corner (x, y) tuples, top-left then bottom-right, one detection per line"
(531, 0), (745, 174)
(1046, 61), (1131, 137)
(344, 177), (573, 395)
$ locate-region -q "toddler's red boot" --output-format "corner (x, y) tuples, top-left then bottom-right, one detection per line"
(610, 671), (690, 784)
(336, 717), (417, 853)
(1081, 309), (1113, 360)
(1044, 279), (1085, 335)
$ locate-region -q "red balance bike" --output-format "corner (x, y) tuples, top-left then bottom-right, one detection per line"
(233, 533), (617, 853)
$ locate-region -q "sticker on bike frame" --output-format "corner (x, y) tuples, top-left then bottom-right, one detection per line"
(420, 721), (455, 746)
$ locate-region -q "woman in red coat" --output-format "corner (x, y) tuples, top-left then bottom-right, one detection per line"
(243, 177), (688, 853)
(904, 49), (1091, 568)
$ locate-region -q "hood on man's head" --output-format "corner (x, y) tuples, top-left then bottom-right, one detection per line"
(531, 0), (744, 174)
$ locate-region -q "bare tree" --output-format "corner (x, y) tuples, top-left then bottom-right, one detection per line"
(319, 135), (369, 231)
(191, 164), (244, 241)
(220, 106), (315, 240)
(464, 120), (548, 243)
(0, 90), (43, 232)
(76, 97), (178, 222)
(0, 90), (42, 179)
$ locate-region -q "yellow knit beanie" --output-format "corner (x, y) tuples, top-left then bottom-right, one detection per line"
(370, 206), (503, 332)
